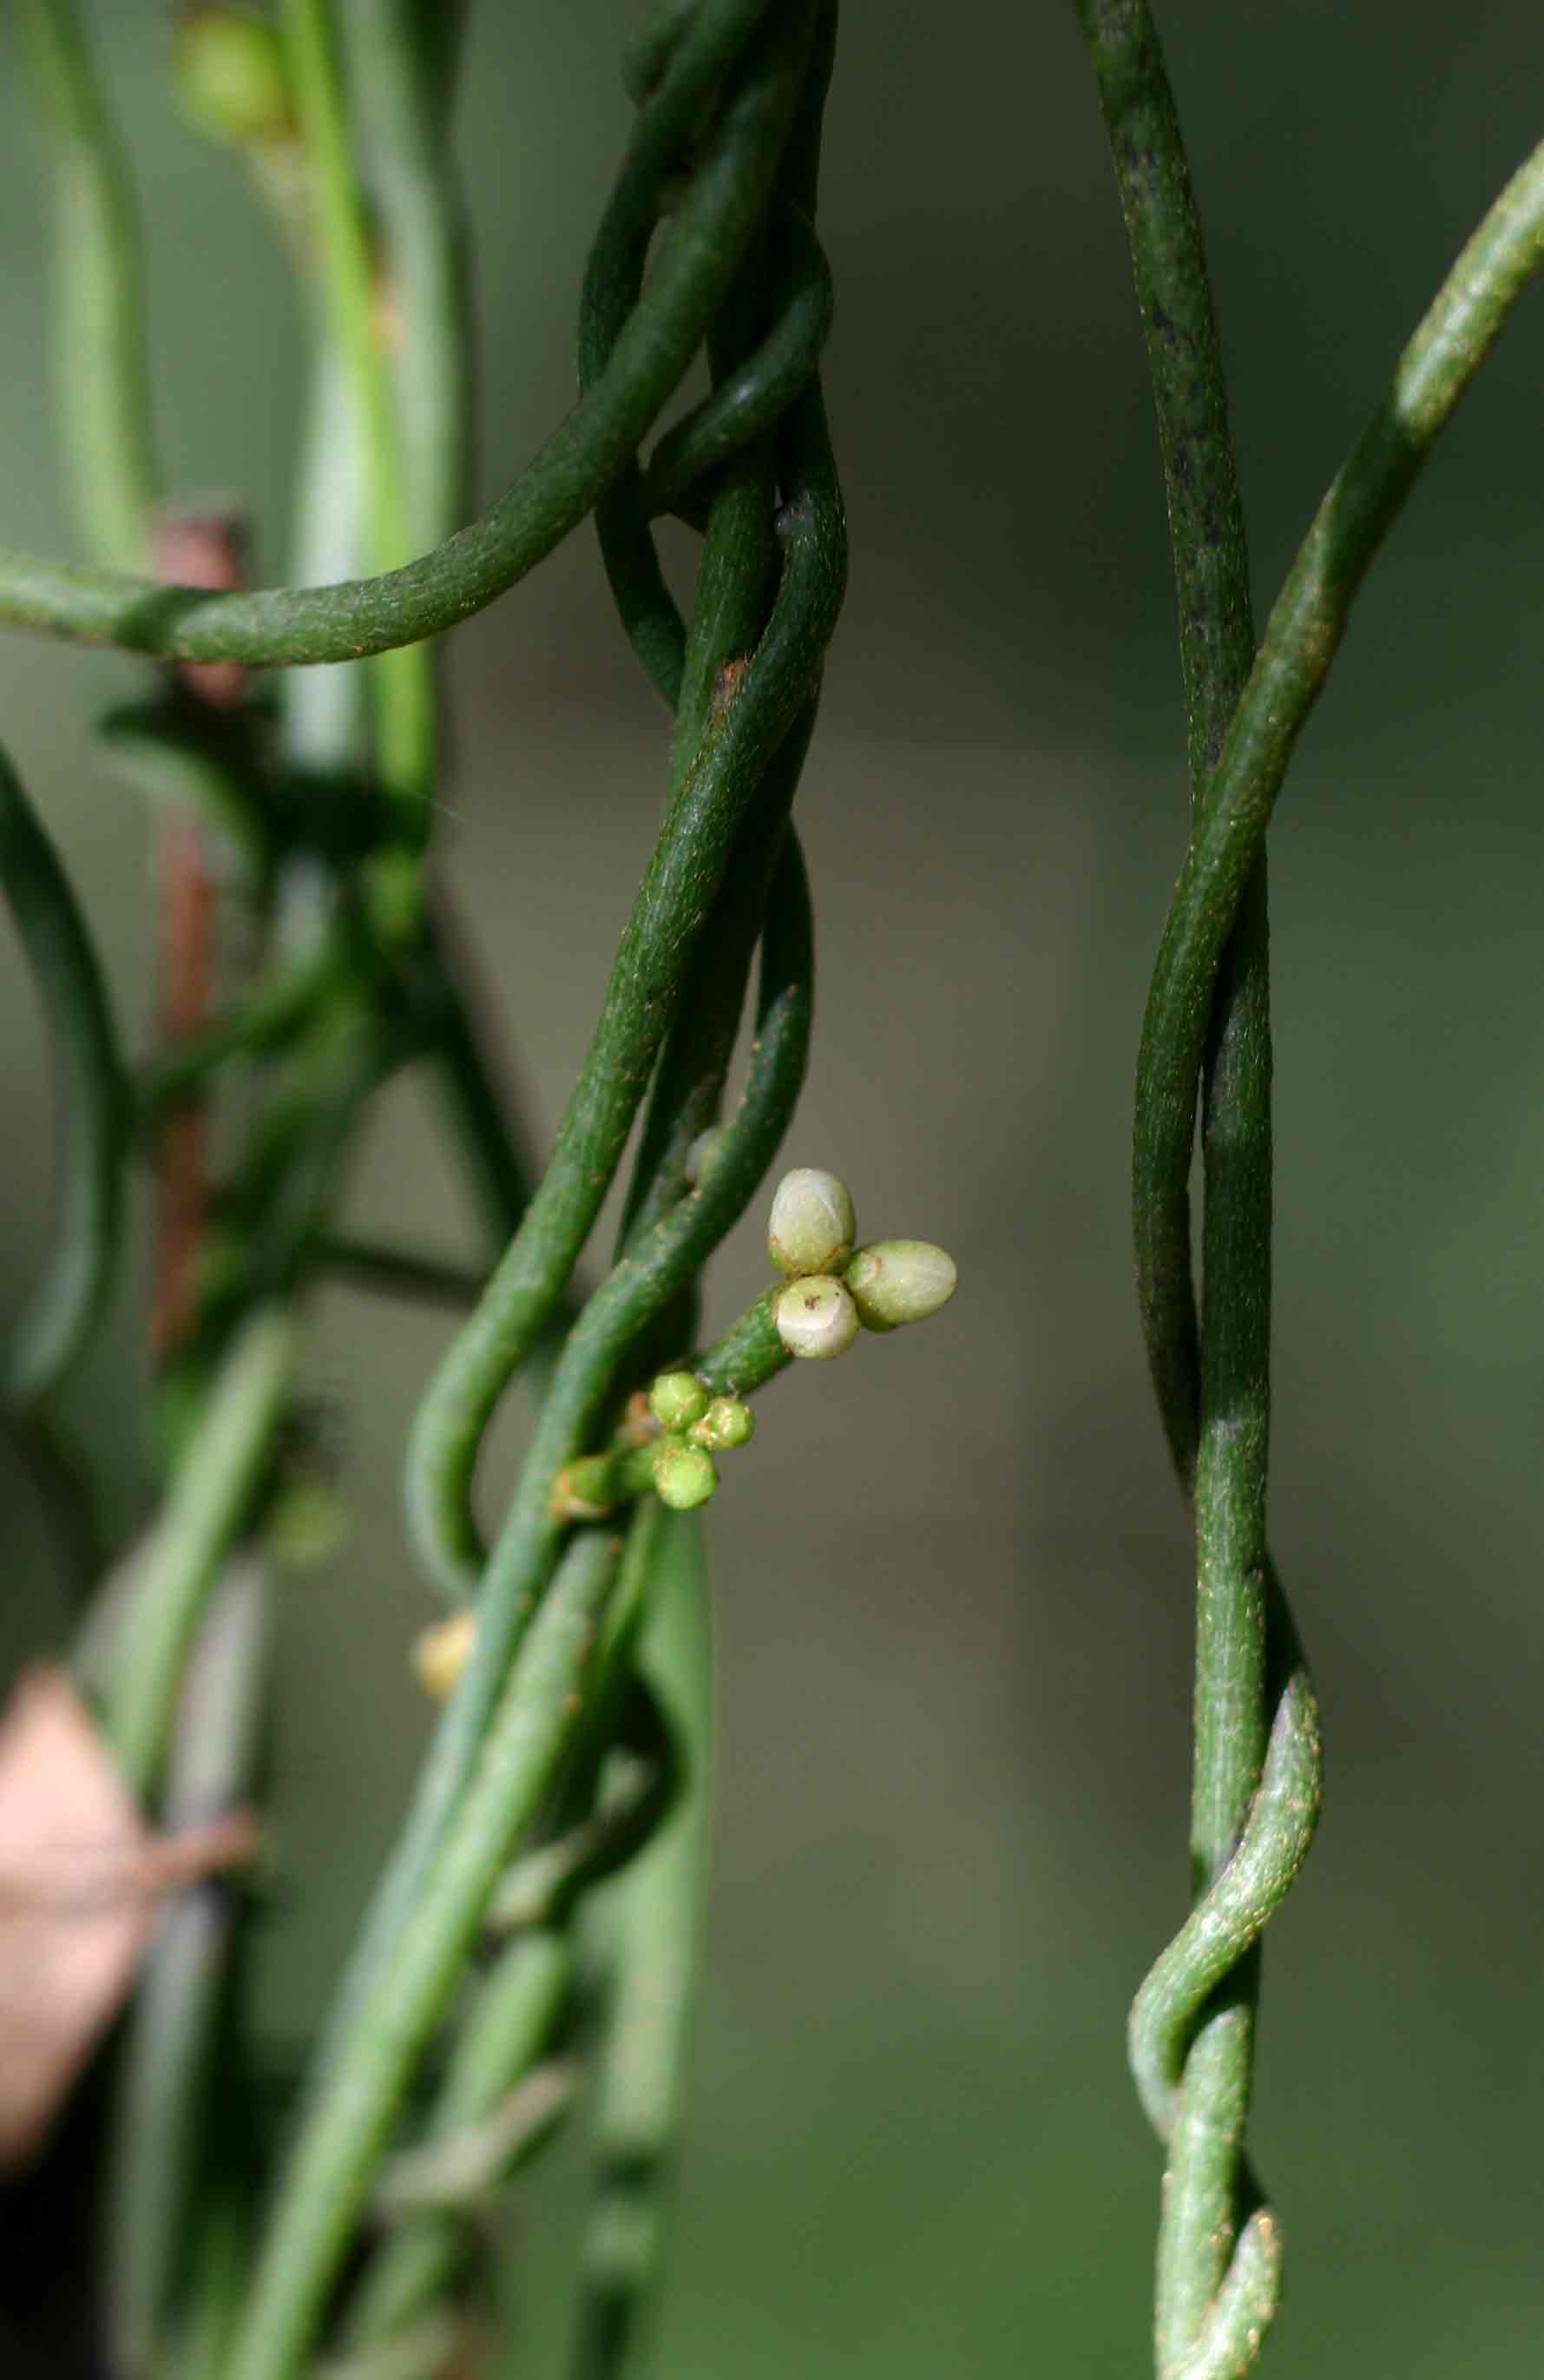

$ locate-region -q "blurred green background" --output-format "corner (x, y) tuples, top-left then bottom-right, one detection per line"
(3, 3), (1544, 2371)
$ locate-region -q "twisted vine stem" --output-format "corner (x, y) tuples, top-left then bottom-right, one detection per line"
(10, 3), (856, 2371)
(218, 16), (845, 2376)
(1081, 3), (1544, 2370)
(19, 0), (159, 569)
(0, 741), (128, 1410)
(0, 2), (805, 665)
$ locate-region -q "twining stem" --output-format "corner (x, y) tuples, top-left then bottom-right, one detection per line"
(0, 3), (811, 665)
(1136, 130), (1544, 1312)
(1074, 5), (1275, 2367)
(568, 1508), (714, 2380)
(404, 398), (842, 1601)
(20, 0), (159, 569)
(319, 831), (813, 2082)
(224, 1520), (636, 2380)
(282, 0), (434, 828)
(641, 207), (832, 520)
(104, 1555), (270, 2377)
(616, 358), (786, 1264)
(280, 345), (370, 769)
(0, 742), (128, 1409)
(101, 1307), (294, 1799)
(344, 0), (474, 557)
(338, 1930), (575, 2349)
(1087, 13), (1544, 2370)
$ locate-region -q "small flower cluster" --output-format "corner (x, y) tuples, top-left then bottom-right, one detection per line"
(546, 1168), (955, 1531)
(548, 1369), (756, 1524)
(639, 1370), (757, 1512)
(768, 1167), (956, 1358)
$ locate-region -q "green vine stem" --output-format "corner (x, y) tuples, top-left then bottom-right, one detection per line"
(337, 1930), (575, 2350)
(0, 4), (811, 665)
(1123, 116), (1544, 2340)
(280, 344), (370, 771)
(281, 0), (434, 832)
(320, 828), (813, 2084)
(344, 0), (473, 557)
(403, 389), (842, 1601)
(1074, 4), (1293, 2367)
(0, 740), (128, 1410)
(19, 0), (159, 569)
(641, 202), (832, 522)
(568, 1506), (713, 2380)
(100, 1305), (294, 1798)
(1083, 9), (1544, 2368)
(223, 1517), (638, 2380)
(1135, 129), (1544, 1330)
(103, 1552), (270, 2378)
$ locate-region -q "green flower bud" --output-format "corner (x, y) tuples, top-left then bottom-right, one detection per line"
(173, 7), (297, 149)
(768, 1167), (856, 1277)
(693, 1395), (755, 1450)
(653, 1442), (719, 1510)
(649, 1370), (709, 1431)
(844, 1239), (958, 1331)
(774, 1275), (859, 1361)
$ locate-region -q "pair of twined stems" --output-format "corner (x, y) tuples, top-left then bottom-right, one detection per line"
(273, 28), (844, 2380)
(19, 3), (844, 2377)
(18, 2), (1544, 2374)
(1075, 2), (1544, 2370)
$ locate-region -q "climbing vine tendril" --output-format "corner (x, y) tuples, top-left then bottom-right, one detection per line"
(1080, 3), (1544, 2370)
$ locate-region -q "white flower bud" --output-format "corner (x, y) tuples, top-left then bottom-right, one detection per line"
(768, 1167), (856, 1277)
(775, 1275), (859, 1360)
(844, 1239), (957, 1331)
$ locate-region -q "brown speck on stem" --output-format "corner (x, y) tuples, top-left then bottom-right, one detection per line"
(710, 654), (751, 724)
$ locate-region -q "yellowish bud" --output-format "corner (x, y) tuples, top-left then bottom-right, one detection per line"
(412, 1608), (477, 1703)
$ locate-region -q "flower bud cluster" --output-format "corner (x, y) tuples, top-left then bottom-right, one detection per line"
(645, 1371), (754, 1510)
(765, 1168), (956, 1361)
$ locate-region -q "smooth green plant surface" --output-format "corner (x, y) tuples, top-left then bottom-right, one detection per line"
(3, 4), (1544, 2379)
